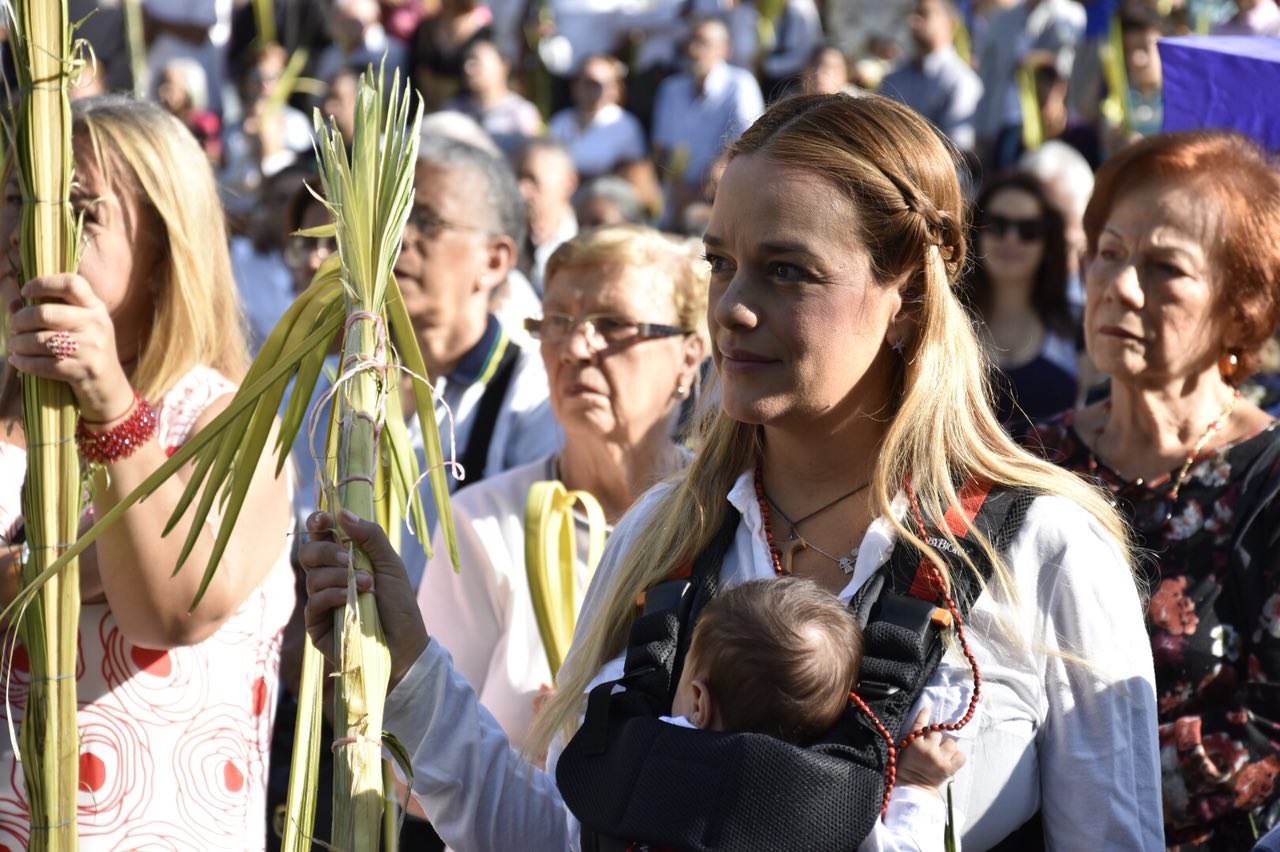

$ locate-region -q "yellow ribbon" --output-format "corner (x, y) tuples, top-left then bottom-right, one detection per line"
(1099, 13), (1132, 132)
(954, 17), (972, 67)
(1017, 62), (1045, 152)
(524, 480), (606, 679)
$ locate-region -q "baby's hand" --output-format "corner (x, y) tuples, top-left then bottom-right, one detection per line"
(896, 707), (966, 792)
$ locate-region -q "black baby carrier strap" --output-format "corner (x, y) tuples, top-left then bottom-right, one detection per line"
(557, 479), (1036, 852)
(455, 342), (519, 489)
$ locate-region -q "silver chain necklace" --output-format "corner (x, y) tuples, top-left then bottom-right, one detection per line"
(765, 495), (862, 575)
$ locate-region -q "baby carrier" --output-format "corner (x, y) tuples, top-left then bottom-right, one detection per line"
(556, 480), (1037, 852)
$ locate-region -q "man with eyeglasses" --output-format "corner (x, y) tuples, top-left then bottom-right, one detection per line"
(393, 136), (561, 588)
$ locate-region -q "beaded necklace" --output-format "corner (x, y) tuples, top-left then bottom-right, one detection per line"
(1088, 390), (1239, 532)
(754, 468), (868, 574)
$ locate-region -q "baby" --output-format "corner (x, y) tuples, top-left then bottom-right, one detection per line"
(667, 577), (967, 852)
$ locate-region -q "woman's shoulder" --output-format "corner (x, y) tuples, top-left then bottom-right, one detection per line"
(997, 494), (1145, 649)
(1021, 407), (1090, 470)
(1015, 493), (1118, 555)
(450, 456), (556, 520)
(156, 365), (237, 452)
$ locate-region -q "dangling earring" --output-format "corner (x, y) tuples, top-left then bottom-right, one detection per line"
(1219, 351), (1239, 383)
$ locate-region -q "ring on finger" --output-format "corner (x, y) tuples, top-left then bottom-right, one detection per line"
(45, 331), (78, 361)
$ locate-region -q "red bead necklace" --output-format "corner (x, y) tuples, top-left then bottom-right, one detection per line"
(753, 466), (785, 575)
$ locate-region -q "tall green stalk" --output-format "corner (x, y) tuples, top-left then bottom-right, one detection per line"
(6, 0), (82, 848)
(313, 63), (421, 851)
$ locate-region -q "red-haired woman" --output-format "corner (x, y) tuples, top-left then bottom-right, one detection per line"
(1026, 130), (1280, 849)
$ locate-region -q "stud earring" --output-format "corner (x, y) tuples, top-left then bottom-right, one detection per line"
(674, 384), (689, 399)
(1219, 351), (1240, 382)
(891, 338), (906, 356)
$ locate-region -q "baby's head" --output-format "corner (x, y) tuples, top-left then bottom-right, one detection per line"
(672, 578), (863, 745)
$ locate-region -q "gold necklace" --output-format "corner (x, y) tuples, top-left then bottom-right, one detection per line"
(1090, 390), (1240, 531)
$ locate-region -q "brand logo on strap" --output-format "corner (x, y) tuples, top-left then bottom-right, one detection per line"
(926, 536), (962, 556)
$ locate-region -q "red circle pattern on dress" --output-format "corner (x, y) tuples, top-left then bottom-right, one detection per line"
(173, 705), (255, 844)
(0, 368), (294, 849)
(73, 701), (155, 839)
(98, 608), (210, 723)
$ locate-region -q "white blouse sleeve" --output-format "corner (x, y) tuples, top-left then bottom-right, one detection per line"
(860, 785), (948, 852)
(382, 640), (576, 850)
(946, 494), (1163, 850)
(1029, 500), (1164, 849)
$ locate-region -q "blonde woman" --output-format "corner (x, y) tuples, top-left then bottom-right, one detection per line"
(0, 96), (293, 849)
(417, 225), (706, 752)
(300, 93), (1162, 850)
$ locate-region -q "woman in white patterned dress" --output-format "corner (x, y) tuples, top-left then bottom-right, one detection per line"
(0, 96), (294, 850)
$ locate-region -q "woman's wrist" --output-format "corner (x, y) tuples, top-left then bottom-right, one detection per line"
(76, 389), (158, 464)
(76, 371), (139, 427)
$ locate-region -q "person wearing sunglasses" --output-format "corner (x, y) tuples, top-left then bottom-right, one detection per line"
(965, 171), (1078, 435)
(1026, 130), (1280, 849)
(415, 225), (706, 756)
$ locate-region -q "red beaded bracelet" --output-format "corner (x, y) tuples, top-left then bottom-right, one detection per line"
(75, 390), (158, 465)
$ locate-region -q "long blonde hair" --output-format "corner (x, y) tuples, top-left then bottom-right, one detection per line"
(528, 93), (1133, 756)
(74, 95), (248, 399)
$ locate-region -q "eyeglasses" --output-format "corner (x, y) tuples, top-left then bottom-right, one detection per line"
(524, 313), (690, 347)
(283, 233), (336, 269)
(984, 214), (1044, 243)
(404, 204), (482, 240)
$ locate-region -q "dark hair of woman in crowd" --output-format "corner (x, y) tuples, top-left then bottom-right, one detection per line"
(964, 171), (1078, 429)
(966, 171), (1073, 339)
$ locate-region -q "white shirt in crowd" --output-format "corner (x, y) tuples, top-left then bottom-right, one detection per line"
(418, 456), (604, 751)
(400, 322), (562, 587)
(974, 0), (1086, 142)
(652, 61), (765, 191)
(383, 471), (1164, 850)
(548, 104), (648, 179)
(143, 0), (230, 114)
(760, 0), (824, 84)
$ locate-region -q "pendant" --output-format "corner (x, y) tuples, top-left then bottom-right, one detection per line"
(780, 536), (809, 575)
(838, 554), (856, 574)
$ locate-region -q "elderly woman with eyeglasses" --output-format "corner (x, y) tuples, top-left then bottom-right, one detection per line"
(414, 224), (707, 753)
(1026, 131), (1280, 849)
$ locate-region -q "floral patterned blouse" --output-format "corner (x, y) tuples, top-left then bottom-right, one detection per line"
(1026, 409), (1280, 850)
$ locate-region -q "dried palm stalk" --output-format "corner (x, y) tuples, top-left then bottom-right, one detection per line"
(4, 0), (82, 848)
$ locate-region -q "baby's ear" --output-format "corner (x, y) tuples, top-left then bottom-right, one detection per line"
(690, 679), (717, 730)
